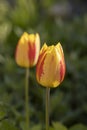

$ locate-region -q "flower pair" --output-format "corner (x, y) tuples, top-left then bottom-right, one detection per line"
(15, 32), (65, 87)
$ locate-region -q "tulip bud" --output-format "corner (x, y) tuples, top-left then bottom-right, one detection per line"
(36, 43), (65, 87)
(15, 32), (40, 68)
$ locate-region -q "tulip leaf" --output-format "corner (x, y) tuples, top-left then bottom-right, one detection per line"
(19, 121), (25, 130)
(20, 122), (41, 130)
(49, 126), (55, 130)
(69, 124), (87, 130)
(31, 124), (41, 130)
(52, 122), (67, 130)
(0, 105), (7, 120)
(0, 120), (18, 130)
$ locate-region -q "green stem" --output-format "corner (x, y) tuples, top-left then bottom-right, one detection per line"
(25, 68), (29, 130)
(46, 87), (50, 130)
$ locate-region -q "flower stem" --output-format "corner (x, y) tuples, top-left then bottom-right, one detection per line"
(46, 87), (50, 130)
(25, 68), (29, 130)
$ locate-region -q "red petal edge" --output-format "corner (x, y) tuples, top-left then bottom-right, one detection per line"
(36, 50), (47, 81)
(60, 60), (65, 82)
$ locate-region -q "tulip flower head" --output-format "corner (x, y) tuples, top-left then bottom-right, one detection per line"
(15, 32), (40, 68)
(36, 43), (65, 88)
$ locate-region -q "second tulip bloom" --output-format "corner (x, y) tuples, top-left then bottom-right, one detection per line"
(36, 43), (65, 88)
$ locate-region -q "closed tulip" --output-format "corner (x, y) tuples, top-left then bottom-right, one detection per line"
(36, 43), (65, 87)
(15, 32), (40, 68)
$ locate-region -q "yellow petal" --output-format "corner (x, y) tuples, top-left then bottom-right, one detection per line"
(39, 46), (61, 87)
(33, 33), (40, 65)
(56, 42), (64, 59)
(40, 43), (48, 54)
(19, 32), (29, 44)
(36, 43), (47, 82)
(15, 36), (29, 67)
(28, 34), (35, 43)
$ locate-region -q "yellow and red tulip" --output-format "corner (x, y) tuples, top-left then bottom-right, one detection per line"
(15, 32), (40, 68)
(36, 43), (65, 87)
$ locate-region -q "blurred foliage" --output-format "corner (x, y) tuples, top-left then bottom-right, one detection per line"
(0, 0), (87, 129)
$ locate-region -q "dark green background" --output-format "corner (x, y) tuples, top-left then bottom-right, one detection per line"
(0, 0), (87, 129)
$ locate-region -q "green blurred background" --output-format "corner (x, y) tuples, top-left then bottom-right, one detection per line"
(0, 0), (87, 130)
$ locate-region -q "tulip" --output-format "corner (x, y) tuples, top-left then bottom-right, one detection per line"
(15, 32), (40, 130)
(36, 42), (65, 88)
(15, 32), (40, 68)
(36, 42), (65, 130)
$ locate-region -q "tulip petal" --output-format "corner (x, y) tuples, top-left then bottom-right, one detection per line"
(15, 32), (29, 67)
(56, 42), (66, 81)
(34, 33), (40, 65)
(60, 60), (65, 82)
(39, 47), (61, 87)
(28, 33), (40, 67)
(36, 44), (48, 82)
(56, 42), (64, 59)
(28, 37), (36, 67)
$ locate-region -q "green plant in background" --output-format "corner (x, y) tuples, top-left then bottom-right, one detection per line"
(0, 0), (11, 44)
(11, 0), (37, 28)
(0, 0), (87, 129)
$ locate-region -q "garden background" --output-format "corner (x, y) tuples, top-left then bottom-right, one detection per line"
(0, 0), (87, 130)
